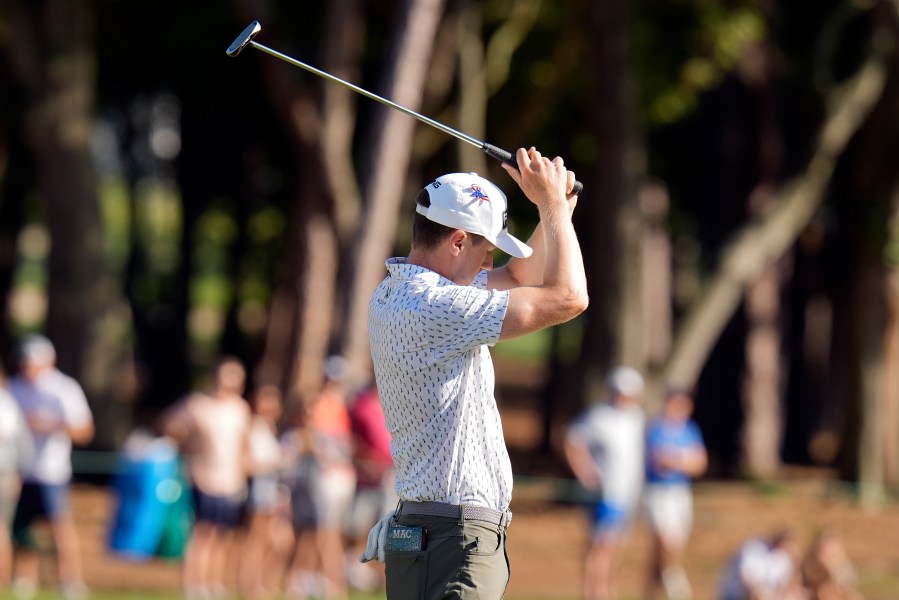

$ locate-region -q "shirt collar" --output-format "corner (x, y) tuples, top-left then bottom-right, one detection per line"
(385, 257), (448, 286)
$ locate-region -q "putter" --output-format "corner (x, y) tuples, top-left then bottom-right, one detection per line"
(227, 21), (583, 195)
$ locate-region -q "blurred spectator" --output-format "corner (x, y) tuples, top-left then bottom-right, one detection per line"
(0, 361), (33, 590)
(160, 356), (252, 600)
(283, 357), (356, 600)
(643, 386), (708, 600)
(9, 335), (94, 600)
(718, 529), (806, 600)
(345, 379), (396, 591)
(280, 399), (321, 599)
(238, 384), (293, 600)
(801, 529), (862, 600)
(563, 366), (646, 600)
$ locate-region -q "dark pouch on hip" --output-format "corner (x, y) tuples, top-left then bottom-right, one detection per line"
(386, 524), (426, 552)
(386, 526), (428, 600)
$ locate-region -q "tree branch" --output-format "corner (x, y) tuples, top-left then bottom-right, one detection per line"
(662, 52), (888, 387)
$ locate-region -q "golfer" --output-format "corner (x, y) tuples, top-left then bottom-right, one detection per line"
(366, 147), (588, 600)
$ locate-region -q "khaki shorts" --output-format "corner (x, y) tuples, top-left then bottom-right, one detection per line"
(386, 514), (510, 600)
(643, 484), (693, 549)
(0, 471), (20, 525)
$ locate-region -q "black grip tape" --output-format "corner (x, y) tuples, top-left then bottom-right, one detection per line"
(482, 143), (516, 166)
(481, 143), (583, 195)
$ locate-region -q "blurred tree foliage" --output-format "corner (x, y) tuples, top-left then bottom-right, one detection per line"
(1, 0), (899, 501)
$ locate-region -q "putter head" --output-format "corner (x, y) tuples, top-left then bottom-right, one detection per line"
(227, 21), (262, 57)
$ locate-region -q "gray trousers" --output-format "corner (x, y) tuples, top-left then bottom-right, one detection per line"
(385, 514), (510, 600)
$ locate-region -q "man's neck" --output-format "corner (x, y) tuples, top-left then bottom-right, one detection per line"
(406, 249), (451, 281)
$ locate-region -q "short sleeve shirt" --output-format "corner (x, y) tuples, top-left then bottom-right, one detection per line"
(719, 539), (794, 598)
(645, 417), (705, 485)
(368, 258), (512, 511)
(0, 387), (33, 474)
(567, 402), (645, 507)
(10, 368), (93, 485)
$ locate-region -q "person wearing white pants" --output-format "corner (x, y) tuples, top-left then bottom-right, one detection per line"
(643, 387), (707, 600)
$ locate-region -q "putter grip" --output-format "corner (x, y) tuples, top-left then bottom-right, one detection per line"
(482, 143), (583, 195)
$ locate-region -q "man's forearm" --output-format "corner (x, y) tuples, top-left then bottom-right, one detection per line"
(68, 422), (94, 445)
(504, 197), (578, 287)
(503, 223), (546, 286)
(539, 200), (587, 300)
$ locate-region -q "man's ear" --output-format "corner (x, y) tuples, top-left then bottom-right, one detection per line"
(449, 230), (467, 256)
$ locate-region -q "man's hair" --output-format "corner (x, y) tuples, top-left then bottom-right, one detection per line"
(412, 188), (486, 250)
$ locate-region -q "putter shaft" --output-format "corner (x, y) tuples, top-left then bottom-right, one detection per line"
(249, 40), (484, 150)
(227, 21), (583, 195)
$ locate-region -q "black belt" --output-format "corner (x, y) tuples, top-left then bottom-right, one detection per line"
(397, 500), (512, 527)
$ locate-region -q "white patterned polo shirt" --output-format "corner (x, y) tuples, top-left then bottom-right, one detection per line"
(368, 257), (513, 511)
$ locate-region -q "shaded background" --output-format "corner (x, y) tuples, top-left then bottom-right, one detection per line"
(1, 0), (899, 514)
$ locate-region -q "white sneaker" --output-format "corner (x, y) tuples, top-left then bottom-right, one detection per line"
(60, 580), (90, 600)
(661, 566), (692, 600)
(12, 578), (37, 600)
(184, 584), (210, 600)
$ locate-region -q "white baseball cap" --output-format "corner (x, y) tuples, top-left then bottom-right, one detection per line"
(605, 366), (645, 397)
(19, 334), (56, 365)
(416, 173), (533, 258)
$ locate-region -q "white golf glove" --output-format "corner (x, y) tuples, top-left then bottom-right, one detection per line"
(359, 510), (395, 563)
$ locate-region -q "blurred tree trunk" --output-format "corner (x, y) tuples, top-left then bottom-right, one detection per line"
(4, 0), (135, 447)
(237, 0), (356, 399)
(342, 0), (447, 383)
(742, 261), (786, 477)
(0, 53), (25, 362)
(853, 254), (888, 507)
(882, 0), (899, 491)
(574, 0), (646, 403)
(639, 181), (672, 414)
(871, 0), (899, 495)
(837, 0), (899, 501)
(740, 19), (789, 479)
(320, 1), (364, 249)
(452, 0), (543, 174)
(883, 190), (899, 486)
(293, 0), (365, 396)
(455, 0), (488, 176)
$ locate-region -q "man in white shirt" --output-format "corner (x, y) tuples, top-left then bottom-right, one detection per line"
(9, 335), (94, 600)
(564, 366), (646, 600)
(367, 147), (588, 600)
(0, 362), (34, 590)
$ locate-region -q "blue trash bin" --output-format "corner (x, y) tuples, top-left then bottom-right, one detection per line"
(109, 431), (181, 560)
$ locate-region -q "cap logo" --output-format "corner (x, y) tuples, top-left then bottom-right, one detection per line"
(469, 184), (490, 203)
(502, 209), (508, 229)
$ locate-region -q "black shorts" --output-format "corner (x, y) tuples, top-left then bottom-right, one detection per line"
(191, 487), (244, 529)
(12, 481), (72, 548)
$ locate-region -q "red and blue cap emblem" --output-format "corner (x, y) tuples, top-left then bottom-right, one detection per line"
(469, 184), (490, 203)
